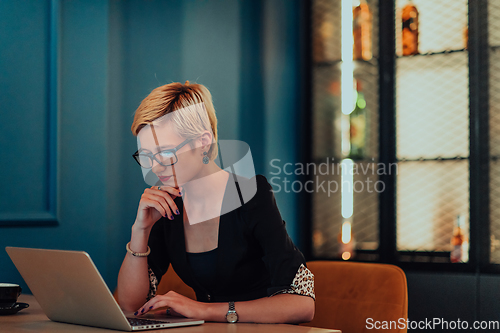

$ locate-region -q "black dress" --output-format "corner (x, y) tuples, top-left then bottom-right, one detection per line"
(146, 173), (313, 303)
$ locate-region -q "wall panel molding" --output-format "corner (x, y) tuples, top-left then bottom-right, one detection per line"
(0, 0), (59, 227)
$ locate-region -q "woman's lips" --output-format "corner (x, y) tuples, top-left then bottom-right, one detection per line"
(158, 175), (172, 182)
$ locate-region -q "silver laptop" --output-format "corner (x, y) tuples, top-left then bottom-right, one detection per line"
(5, 246), (204, 331)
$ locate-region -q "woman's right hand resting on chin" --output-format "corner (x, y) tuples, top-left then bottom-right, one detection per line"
(134, 185), (183, 230)
(117, 185), (182, 312)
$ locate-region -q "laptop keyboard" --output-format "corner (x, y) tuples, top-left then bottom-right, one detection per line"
(127, 317), (170, 326)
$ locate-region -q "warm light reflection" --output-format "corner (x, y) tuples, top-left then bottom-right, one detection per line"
(342, 252), (351, 260)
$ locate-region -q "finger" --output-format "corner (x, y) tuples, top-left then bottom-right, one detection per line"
(149, 300), (169, 312)
(152, 191), (180, 216)
(137, 290), (181, 316)
(143, 193), (175, 219)
(142, 191), (173, 216)
(134, 304), (148, 316)
(135, 297), (160, 316)
(146, 188), (180, 216)
(139, 300), (170, 316)
(141, 195), (169, 218)
(155, 186), (182, 197)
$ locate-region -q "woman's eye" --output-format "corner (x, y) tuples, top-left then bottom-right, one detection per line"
(159, 151), (175, 158)
(138, 155), (152, 166)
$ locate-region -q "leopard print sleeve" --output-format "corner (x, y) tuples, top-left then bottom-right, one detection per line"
(270, 264), (316, 300)
(147, 266), (159, 301)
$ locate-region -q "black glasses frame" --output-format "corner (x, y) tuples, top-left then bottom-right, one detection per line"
(132, 138), (193, 168)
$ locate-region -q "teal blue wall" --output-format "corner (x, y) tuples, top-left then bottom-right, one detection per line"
(0, 0), (303, 293)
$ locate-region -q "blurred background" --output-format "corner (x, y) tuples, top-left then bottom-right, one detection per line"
(1, 0), (499, 328)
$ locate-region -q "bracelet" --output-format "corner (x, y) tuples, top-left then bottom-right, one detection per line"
(126, 242), (151, 257)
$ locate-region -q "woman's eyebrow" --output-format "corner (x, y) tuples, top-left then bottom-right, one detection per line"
(138, 145), (175, 153)
(158, 144), (175, 149)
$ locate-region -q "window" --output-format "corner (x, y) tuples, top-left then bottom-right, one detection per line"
(308, 0), (499, 272)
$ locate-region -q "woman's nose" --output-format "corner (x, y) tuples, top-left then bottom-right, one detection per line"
(152, 160), (167, 174)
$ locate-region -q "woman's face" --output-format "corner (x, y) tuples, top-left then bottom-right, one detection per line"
(137, 120), (205, 187)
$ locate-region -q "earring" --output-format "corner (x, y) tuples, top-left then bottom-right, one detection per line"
(202, 151), (209, 164)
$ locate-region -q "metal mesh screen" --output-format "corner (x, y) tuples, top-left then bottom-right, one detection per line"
(311, 0), (379, 259)
(488, 0), (500, 47)
(491, 160), (500, 263)
(394, 0), (470, 259)
(352, 161), (379, 251)
(395, 0), (468, 56)
(488, 0), (500, 264)
(312, 169), (342, 257)
(312, 0), (341, 64)
(396, 52), (469, 159)
(396, 160), (469, 252)
(312, 64), (341, 161)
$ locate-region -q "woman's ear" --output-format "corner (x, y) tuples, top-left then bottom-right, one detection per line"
(199, 130), (213, 149)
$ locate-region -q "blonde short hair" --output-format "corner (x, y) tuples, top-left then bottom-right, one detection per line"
(131, 81), (218, 161)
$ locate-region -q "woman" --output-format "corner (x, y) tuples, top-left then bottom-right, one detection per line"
(116, 81), (315, 324)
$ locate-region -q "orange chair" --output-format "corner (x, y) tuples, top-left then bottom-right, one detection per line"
(114, 264), (195, 304)
(300, 261), (408, 333)
(156, 264), (196, 300)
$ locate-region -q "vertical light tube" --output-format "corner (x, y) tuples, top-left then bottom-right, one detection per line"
(341, 159), (354, 219)
(341, 0), (354, 116)
(341, 221), (352, 244)
(341, 0), (355, 222)
(341, 116), (351, 157)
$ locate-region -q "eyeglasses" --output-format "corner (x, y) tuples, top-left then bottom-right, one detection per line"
(132, 139), (193, 168)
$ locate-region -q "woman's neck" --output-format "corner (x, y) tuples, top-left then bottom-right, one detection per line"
(182, 162), (229, 203)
